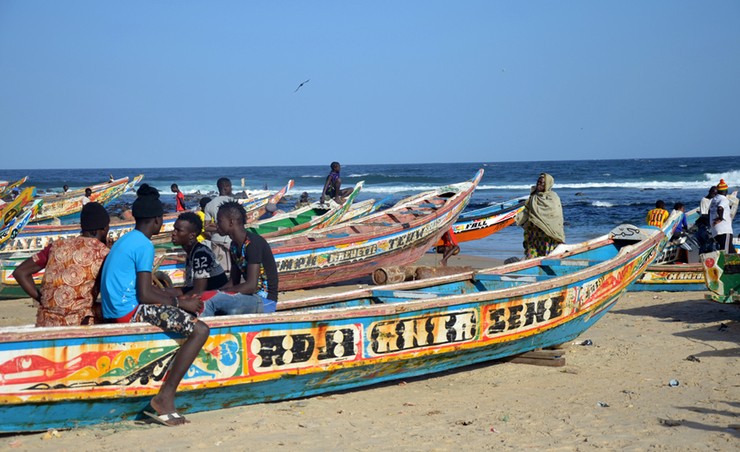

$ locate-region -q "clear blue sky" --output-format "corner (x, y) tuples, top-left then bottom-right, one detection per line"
(1, 1), (738, 169)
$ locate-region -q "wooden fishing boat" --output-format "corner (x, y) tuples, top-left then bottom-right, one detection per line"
(0, 210), (678, 432)
(0, 177), (28, 199)
(262, 170), (483, 290)
(31, 175), (144, 223)
(1, 181), (293, 258)
(633, 191), (738, 292)
(248, 182), (363, 238)
(1, 187), (36, 230)
(241, 179), (294, 223)
(436, 196), (526, 246)
(701, 251), (740, 303)
(147, 172), (483, 291)
(0, 200), (43, 252)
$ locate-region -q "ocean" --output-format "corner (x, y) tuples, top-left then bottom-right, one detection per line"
(2, 156), (738, 261)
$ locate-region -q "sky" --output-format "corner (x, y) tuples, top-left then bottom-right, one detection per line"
(1, 1), (739, 169)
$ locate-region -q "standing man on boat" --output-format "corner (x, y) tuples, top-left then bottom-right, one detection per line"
(515, 173), (565, 259)
(696, 186), (717, 253)
(100, 184), (209, 426)
(171, 183), (186, 212)
(204, 178), (236, 275)
(13, 202), (111, 327)
(710, 179), (736, 253)
(216, 201), (278, 313)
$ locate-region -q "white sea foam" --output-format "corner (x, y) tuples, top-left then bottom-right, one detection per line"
(704, 169), (740, 187)
(592, 201), (613, 208)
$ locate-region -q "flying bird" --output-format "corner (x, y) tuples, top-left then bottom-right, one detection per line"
(294, 79), (310, 93)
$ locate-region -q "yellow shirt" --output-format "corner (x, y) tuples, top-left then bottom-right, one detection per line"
(646, 208), (669, 227)
(196, 210), (207, 242)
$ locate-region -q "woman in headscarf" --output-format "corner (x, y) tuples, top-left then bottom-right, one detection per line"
(515, 173), (565, 259)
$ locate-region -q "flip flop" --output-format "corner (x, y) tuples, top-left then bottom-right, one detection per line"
(143, 410), (187, 426)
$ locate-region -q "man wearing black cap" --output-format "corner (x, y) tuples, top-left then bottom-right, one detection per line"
(13, 202), (111, 327)
(100, 184), (209, 426)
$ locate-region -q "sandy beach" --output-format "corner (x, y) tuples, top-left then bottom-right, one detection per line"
(0, 253), (738, 451)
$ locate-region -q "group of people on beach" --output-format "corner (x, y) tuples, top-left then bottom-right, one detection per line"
(11, 162), (354, 426)
(645, 178), (736, 254)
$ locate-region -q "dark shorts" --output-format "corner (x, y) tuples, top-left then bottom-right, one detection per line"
(132, 304), (198, 336)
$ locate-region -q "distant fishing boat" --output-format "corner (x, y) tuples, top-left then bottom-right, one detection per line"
(31, 175), (143, 223)
(0, 210), (679, 433)
(436, 196), (526, 246)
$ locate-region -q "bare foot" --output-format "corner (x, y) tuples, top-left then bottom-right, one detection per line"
(149, 394), (189, 426)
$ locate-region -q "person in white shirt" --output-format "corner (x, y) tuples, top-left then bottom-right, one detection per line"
(709, 179), (735, 253)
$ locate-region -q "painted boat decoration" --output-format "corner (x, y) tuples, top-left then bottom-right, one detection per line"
(0, 211), (678, 433)
(248, 182), (363, 238)
(634, 191), (738, 292)
(436, 196), (526, 246)
(0, 200), (43, 251)
(1, 187), (36, 230)
(338, 198), (377, 223)
(701, 251), (740, 303)
(0, 177), (28, 199)
(31, 175), (144, 223)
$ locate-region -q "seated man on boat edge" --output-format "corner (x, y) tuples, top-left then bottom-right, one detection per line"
(320, 161), (352, 204)
(167, 211), (265, 316)
(215, 201), (279, 313)
(100, 184), (209, 427)
(12, 202), (111, 327)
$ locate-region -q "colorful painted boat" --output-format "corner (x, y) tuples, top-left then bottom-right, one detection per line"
(0, 211), (178, 258)
(0, 210), (678, 432)
(0, 200), (43, 252)
(0, 177), (28, 199)
(701, 251), (740, 303)
(149, 172), (483, 291)
(31, 175), (144, 223)
(248, 182), (363, 238)
(241, 179), (295, 224)
(260, 170), (483, 290)
(436, 196), (526, 246)
(1, 187), (36, 230)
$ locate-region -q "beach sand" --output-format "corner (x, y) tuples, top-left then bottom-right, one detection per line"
(0, 254), (738, 450)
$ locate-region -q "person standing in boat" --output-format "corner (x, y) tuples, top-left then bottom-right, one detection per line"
(695, 186), (717, 253)
(204, 178), (235, 275)
(12, 202), (111, 327)
(216, 201), (278, 313)
(320, 161), (352, 204)
(515, 173), (565, 259)
(100, 184), (209, 426)
(709, 179), (736, 253)
(171, 183), (186, 212)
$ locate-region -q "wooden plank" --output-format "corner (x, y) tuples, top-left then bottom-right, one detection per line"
(509, 356), (566, 367)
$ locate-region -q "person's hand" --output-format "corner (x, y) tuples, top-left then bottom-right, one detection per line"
(177, 294), (203, 315)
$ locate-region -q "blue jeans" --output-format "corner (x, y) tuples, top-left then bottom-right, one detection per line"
(202, 292), (264, 317)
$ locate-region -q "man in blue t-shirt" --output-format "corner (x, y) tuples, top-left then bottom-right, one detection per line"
(100, 184), (209, 427)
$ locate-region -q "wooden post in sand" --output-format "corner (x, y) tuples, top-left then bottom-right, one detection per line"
(372, 265), (474, 285)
